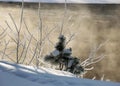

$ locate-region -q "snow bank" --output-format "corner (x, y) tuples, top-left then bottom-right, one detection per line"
(0, 61), (120, 86)
(0, 71), (41, 86)
(0, 0), (120, 4)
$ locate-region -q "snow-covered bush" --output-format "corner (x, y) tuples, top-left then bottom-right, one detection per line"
(44, 35), (84, 74)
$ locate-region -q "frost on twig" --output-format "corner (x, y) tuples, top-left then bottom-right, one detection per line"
(4, 1), (25, 64)
(81, 40), (109, 70)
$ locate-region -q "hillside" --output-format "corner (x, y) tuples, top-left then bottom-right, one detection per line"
(0, 61), (120, 86)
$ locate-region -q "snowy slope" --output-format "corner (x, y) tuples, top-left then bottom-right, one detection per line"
(0, 71), (41, 86)
(0, 0), (120, 4)
(0, 61), (120, 86)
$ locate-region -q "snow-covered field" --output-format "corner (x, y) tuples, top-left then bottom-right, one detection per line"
(0, 61), (120, 86)
(0, 0), (120, 3)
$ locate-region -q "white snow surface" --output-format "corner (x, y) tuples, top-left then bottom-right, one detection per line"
(51, 50), (60, 57)
(0, 61), (120, 86)
(0, 0), (120, 4)
(51, 49), (72, 57)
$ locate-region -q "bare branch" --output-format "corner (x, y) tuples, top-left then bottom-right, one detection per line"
(65, 33), (76, 46)
(9, 13), (19, 33)
(19, 0), (24, 32)
(47, 37), (55, 46)
(41, 26), (56, 43)
(28, 42), (38, 65)
(5, 21), (13, 31)
(38, 2), (42, 43)
(23, 18), (37, 41)
(18, 41), (26, 62)
(84, 67), (94, 71)
(22, 35), (33, 64)
(0, 26), (7, 40)
(81, 40), (109, 68)
(2, 40), (10, 60)
(0, 26), (7, 36)
(0, 33), (7, 40)
(60, 0), (67, 36)
(8, 34), (17, 43)
(0, 51), (16, 63)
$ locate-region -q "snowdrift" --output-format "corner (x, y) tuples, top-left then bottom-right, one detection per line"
(0, 71), (41, 86)
(0, 61), (120, 86)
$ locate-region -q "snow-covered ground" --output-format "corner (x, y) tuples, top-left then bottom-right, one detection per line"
(0, 61), (120, 86)
(0, 0), (120, 4)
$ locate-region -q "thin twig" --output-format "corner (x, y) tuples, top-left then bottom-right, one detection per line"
(5, 21), (13, 31)
(0, 33), (7, 40)
(38, 2), (42, 43)
(8, 13), (21, 63)
(65, 33), (75, 46)
(2, 40), (10, 60)
(28, 42), (38, 65)
(22, 35), (33, 64)
(18, 41), (26, 62)
(81, 40), (109, 68)
(60, 0), (67, 36)
(0, 26), (7, 36)
(9, 13), (19, 32)
(7, 34), (17, 43)
(23, 18), (37, 41)
(19, 0), (24, 32)
(0, 51), (16, 62)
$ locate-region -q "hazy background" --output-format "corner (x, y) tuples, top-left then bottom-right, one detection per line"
(0, 3), (120, 82)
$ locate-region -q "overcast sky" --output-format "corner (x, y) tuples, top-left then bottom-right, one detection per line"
(0, 0), (120, 3)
